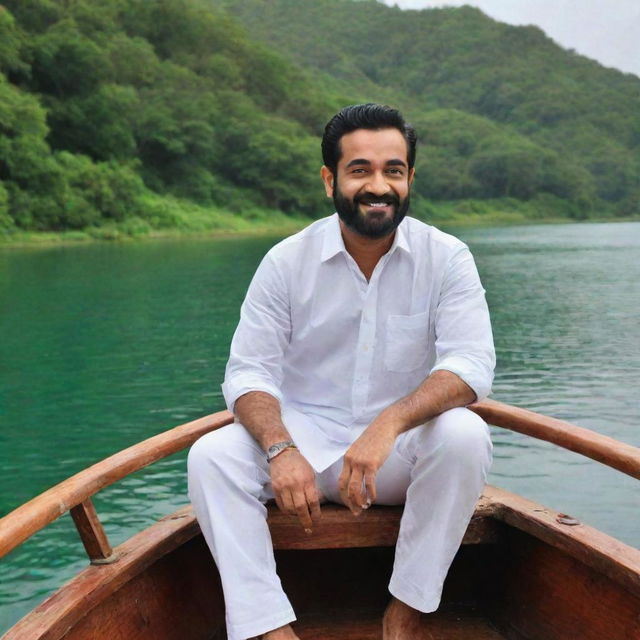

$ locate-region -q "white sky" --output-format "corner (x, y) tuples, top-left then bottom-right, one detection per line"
(381, 0), (640, 77)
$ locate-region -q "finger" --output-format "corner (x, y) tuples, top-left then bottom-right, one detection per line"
(305, 484), (322, 523)
(347, 468), (365, 515)
(273, 492), (287, 514)
(340, 474), (359, 514)
(338, 464), (351, 506)
(292, 491), (313, 530)
(280, 489), (296, 516)
(364, 471), (377, 506)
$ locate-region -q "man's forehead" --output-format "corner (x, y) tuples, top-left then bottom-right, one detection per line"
(338, 128), (409, 165)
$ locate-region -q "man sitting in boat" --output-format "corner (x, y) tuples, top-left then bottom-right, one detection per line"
(188, 103), (495, 640)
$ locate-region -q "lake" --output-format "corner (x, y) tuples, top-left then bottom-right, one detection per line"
(1, 220), (639, 633)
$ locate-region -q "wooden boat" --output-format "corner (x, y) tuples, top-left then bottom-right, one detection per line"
(1, 399), (639, 639)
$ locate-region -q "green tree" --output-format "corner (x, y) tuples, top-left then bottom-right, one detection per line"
(47, 84), (138, 160)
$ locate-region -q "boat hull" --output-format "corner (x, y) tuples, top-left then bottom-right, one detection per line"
(4, 488), (639, 640)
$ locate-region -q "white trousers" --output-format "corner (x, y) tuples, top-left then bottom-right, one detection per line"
(187, 407), (492, 640)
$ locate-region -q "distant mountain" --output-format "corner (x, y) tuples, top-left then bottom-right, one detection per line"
(220, 0), (640, 217)
(1, 0), (638, 236)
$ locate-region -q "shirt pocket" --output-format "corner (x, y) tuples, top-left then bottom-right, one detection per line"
(384, 311), (430, 373)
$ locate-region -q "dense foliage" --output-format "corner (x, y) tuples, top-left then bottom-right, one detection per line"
(222, 0), (640, 219)
(0, 0), (638, 235)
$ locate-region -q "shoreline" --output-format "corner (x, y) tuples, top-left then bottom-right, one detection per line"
(1, 213), (638, 250)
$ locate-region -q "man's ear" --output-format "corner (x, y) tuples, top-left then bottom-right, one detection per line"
(408, 167), (415, 186)
(320, 166), (334, 198)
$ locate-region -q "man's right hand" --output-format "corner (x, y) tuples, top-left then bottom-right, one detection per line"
(269, 449), (321, 533)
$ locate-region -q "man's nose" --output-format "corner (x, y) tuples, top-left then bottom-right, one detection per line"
(365, 171), (391, 195)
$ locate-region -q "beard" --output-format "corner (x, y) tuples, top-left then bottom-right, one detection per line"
(333, 181), (410, 239)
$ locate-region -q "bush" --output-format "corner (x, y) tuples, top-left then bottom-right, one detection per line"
(0, 181), (16, 231)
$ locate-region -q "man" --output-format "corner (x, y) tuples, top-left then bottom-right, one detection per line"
(188, 103), (494, 640)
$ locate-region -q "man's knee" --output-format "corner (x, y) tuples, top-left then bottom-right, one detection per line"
(421, 407), (492, 469)
(187, 422), (263, 487)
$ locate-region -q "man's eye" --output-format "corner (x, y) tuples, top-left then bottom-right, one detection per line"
(386, 168), (403, 175)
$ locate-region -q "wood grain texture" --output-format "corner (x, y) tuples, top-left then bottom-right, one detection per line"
(4, 491), (639, 640)
(292, 608), (506, 640)
(69, 499), (115, 563)
(490, 529), (640, 640)
(268, 501), (502, 549)
(2, 400), (639, 639)
(276, 545), (506, 639)
(3, 400), (638, 563)
(60, 537), (225, 640)
(483, 486), (640, 597)
(1, 506), (205, 640)
(0, 410), (233, 558)
(471, 398), (640, 479)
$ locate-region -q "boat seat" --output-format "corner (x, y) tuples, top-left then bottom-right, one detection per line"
(267, 493), (500, 550)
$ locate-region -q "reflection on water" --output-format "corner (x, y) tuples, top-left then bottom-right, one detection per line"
(1, 222), (639, 632)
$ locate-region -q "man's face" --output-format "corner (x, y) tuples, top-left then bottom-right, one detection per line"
(321, 128), (414, 239)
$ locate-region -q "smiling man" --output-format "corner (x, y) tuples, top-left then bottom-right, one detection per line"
(188, 104), (495, 640)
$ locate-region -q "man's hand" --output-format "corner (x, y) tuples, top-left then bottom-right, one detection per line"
(270, 449), (321, 532)
(338, 370), (477, 516)
(339, 418), (398, 516)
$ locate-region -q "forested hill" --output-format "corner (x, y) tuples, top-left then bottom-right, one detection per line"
(1, 0), (639, 238)
(221, 0), (640, 218)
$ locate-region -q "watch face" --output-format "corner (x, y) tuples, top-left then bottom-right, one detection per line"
(268, 441), (293, 460)
(268, 443), (283, 455)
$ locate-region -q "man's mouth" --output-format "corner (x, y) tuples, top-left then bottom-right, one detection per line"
(357, 196), (397, 210)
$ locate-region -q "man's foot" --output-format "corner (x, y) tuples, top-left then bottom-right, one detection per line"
(258, 623), (300, 639)
(383, 597), (431, 640)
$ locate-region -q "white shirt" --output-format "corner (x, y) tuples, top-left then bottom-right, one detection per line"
(222, 214), (495, 471)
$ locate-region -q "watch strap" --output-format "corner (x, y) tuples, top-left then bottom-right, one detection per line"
(267, 440), (297, 462)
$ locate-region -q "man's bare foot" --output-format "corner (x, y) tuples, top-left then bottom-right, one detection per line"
(383, 598), (431, 640)
(258, 623), (300, 639)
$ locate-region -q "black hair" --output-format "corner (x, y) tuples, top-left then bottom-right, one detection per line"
(321, 103), (417, 174)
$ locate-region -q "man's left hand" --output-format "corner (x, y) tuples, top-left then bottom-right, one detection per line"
(338, 417), (398, 516)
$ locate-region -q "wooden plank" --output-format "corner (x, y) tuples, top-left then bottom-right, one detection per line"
(471, 398), (640, 479)
(70, 499), (116, 564)
(2, 499), (498, 640)
(294, 608), (506, 640)
(269, 500), (501, 550)
(483, 485), (640, 597)
(490, 530), (640, 640)
(60, 537), (225, 640)
(6, 497), (638, 640)
(0, 410), (233, 558)
(3, 399), (638, 562)
(276, 545), (506, 640)
(2, 506), (205, 640)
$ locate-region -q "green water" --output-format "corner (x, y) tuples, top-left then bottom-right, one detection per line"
(1, 221), (639, 633)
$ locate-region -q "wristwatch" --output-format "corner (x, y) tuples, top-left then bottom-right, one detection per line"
(267, 440), (297, 462)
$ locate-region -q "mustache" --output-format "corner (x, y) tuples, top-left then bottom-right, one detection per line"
(355, 192), (400, 206)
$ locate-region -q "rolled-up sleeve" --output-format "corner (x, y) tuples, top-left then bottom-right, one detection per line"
(429, 246), (495, 401)
(221, 252), (291, 411)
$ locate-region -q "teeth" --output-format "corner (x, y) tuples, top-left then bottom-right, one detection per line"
(366, 202), (387, 207)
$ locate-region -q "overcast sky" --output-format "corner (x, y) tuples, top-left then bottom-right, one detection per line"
(381, 0), (640, 77)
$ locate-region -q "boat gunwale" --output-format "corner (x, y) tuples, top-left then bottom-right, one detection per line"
(0, 410), (234, 558)
(3, 487), (639, 640)
(470, 399), (640, 480)
(1, 400), (639, 561)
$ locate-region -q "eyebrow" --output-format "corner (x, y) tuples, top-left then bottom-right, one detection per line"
(345, 158), (408, 168)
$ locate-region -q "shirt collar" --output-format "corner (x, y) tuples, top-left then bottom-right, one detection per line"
(321, 213), (412, 263)
(320, 214), (346, 262)
(392, 219), (411, 255)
